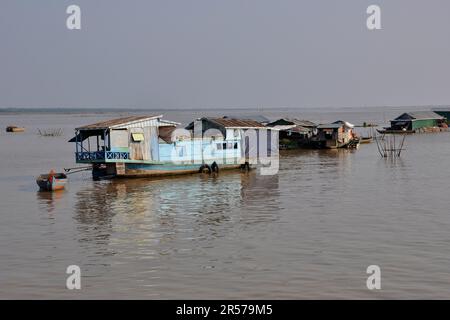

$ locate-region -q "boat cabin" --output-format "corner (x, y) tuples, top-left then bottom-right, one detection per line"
(69, 115), (179, 163)
(314, 120), (357, 149)
(185, 117), (279, 163)
(266, 118), (317, 149)
(390, 111), (446, 132)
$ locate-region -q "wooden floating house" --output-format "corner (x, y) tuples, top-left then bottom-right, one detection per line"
(266, 118), (317, 149)
(432, 108), (450, 125)
(312, 120), (359, 149)
(69, 115), (278, 179)
(185, 116), (279, 164)
(379, 111), (447, 134)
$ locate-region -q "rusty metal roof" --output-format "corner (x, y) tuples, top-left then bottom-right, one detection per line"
(209, 117), (267, 128)
(76, 115), (162, 130)
(224, 115), (271, 124)
(394, 111), (444, 121)
(267, 118), (316, 128)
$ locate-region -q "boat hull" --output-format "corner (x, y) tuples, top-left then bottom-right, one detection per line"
(359, 137), (373, 144)
(36, 174), (68, 191)
(377, 129), (414, 134)
(6, 126), (25, 133)
(93, 162), (244, 179)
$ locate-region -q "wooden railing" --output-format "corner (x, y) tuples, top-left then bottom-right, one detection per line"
(76, 151), (130, 161)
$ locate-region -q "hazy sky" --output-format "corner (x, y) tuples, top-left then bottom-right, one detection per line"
(1, 0), (450, 109)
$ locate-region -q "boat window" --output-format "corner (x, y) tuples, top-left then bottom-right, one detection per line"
(234, 142), (238, 149)
(131, 133), (144, 142)
(217, 143), (222, 150)
(176, 146), (186, 157)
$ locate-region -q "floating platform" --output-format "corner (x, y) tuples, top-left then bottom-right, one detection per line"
(377, 129), (414, 134)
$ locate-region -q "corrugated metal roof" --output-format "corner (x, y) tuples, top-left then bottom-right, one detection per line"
(333, 120), (355, 128)
(76, 115), (171, 130)
(395, 111), (444, 120)
(224, 115), (271, 123)
(271, 124), (312, 132)
(288, 119), (316, 127)
(209, 117), (267, 128)
(317, 120), (354, 129)
(267, 118), (316, 128)
(270, 124), (297, 131)
(317, 123), (343, 129)
(289, 126), (311, 133)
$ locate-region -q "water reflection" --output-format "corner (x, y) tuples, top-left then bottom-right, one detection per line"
(72, 171), (281, 259)
(36, 190), (64, 214)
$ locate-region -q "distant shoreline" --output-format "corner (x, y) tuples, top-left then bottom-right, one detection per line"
(0, 105), (448, 115)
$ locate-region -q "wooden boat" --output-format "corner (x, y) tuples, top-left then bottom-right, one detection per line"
(36, 172), (68, 191)
(70, 116), (278, 179)
(359, 136), (373, 144)
(346, 138), (360, 149)
(377, 128), (414, 134)
(6, 126), (25, 133)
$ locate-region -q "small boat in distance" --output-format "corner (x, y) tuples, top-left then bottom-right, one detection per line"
(6, 126), (25, 133)
(36, 171), (68, 191)
(377, 128), (414, 134)
(359, 136), (373, 144)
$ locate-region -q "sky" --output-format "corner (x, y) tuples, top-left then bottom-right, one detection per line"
(1, 0), (450, 109)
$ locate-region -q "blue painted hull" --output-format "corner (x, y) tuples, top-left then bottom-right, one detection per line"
(92, 162), (243, 179)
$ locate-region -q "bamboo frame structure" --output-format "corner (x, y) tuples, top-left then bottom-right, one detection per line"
(374, 133), (407, 158)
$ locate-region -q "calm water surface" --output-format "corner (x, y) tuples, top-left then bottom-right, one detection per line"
(1, 108), (450, 299)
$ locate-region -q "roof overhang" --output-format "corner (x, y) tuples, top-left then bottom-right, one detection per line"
(68, 129), (105, 142)
(74, 115), (178, 130)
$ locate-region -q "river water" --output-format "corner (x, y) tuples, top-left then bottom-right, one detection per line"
(1, 107), (450, 299)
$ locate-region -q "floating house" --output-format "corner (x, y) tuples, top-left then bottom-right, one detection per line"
(381, 111), (447, 133)
(70, 115), (278, 179)
(313, 120), (358, 149)
(185, 117), (279, 162)
(266, 118), (317, 149)
(432, 108), (450, 125)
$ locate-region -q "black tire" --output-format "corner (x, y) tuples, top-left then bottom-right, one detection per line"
(199, 164), (212, 174)
(240, 162), (250, 171)
(211, 161), (219, 173)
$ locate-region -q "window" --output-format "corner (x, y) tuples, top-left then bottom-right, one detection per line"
(234, 142), (238, 149)
(217, 143), (222, 150)
(176, 146), (186, 157)
(131, 133), (144, 142)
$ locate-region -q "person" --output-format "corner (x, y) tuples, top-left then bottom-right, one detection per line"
(48, 169), (56, 185)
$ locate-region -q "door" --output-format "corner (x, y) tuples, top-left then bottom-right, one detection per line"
(130, 129), (145, 160)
